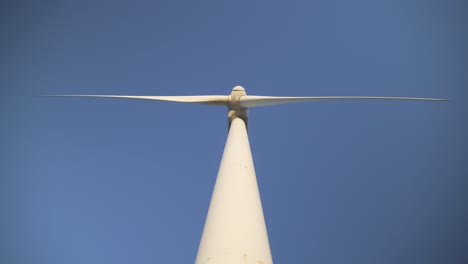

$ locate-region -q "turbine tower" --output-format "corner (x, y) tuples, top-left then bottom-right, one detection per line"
(44, 86), (447, 264)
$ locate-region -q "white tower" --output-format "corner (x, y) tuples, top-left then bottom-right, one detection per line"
(196, 117), (272, 264)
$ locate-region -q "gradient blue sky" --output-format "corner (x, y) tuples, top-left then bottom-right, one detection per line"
(2, 1), (467, 263)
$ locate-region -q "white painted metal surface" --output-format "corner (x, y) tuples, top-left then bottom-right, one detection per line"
(195, 117), (272, 264)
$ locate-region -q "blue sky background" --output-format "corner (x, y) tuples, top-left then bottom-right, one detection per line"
(1, 0), (467, 263)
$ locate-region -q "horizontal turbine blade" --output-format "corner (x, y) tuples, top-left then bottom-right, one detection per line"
(41, 95), (229, 106)
(239, 95), (449, 107)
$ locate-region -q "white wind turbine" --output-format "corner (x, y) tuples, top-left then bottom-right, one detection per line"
(44, 86), (447, 264)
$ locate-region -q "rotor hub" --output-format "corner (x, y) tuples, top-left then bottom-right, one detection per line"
(228, 86), (248, 125)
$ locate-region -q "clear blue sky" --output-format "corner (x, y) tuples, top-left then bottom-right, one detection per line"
(1, 1), (467, 263)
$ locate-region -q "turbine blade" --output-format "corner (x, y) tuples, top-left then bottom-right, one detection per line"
(239, 95), (448, 107)
(41, 95), (229, 106)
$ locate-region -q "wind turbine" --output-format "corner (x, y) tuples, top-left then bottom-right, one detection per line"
(44, 86), (447, 264)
